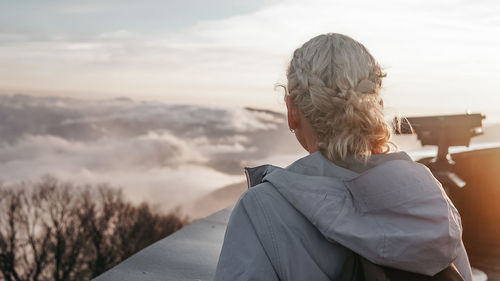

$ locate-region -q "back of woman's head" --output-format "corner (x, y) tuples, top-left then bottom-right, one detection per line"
(285, 33), (392, 162)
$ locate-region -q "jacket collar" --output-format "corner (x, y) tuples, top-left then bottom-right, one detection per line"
(244, 164), (279, 188)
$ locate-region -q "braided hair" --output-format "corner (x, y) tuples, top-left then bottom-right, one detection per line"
(285, 33), (394, 162)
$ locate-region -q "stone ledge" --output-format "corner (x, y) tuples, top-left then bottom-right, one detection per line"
(93, 206), (233, 281)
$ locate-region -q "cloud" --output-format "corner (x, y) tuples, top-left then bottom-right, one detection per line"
(0, 94), (301, 213)
(98, 30), (134, 40)
(0, 94), (284, 142)
(0, 133), (244, 210)
(54, 2), (109, 14)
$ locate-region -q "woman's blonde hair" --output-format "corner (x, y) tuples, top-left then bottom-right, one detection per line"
(284, 33), (393, 162)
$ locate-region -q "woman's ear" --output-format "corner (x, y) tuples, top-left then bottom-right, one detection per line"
(285, 95), (299, 130)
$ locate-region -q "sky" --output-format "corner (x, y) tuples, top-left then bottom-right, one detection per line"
(1, 0), (499, 122)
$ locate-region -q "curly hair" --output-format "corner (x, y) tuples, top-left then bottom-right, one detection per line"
(284, 33), (394, 162)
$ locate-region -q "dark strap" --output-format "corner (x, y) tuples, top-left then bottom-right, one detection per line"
(337, 251), (464, 281)
(384, 263), (464, 281)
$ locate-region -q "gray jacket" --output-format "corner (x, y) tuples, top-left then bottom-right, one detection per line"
(214, 151), (472, 281)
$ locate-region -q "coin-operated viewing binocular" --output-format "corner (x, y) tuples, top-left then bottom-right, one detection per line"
(394, 113), (486, 191)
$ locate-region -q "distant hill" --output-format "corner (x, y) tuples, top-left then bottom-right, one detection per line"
(182, 180), (247, 219)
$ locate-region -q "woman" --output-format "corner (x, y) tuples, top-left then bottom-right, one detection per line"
(214, 33), (472, 281)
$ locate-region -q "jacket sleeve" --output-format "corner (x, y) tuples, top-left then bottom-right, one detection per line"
(213, 192), (279, 281)
(453, 240), (473, 281)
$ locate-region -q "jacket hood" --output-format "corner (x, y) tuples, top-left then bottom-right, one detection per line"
(243, 151), (462, 276)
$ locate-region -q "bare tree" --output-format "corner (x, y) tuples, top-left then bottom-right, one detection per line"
(0, 175), (188, 281)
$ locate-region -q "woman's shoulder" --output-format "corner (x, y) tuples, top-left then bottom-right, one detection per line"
(230, 178), (349, 281)
(237, 181), (286, 213)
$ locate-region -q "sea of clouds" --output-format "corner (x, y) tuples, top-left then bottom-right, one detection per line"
(1, 94), (498, 216)
(0, 94), (305, 213)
